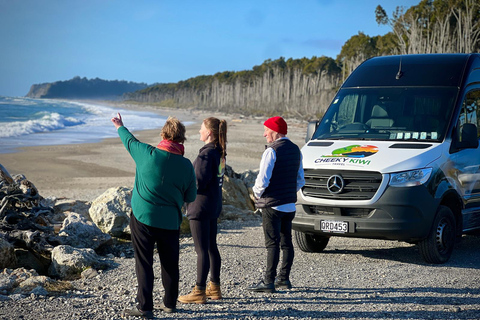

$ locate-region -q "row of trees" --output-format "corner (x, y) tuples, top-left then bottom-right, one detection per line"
(126, 57), (342, 118)
(126, 0), (480, 117)
(339, 0), (480, 79)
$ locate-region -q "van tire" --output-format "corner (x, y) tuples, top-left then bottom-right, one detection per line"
(294, 231), (329, 253)
(418, 206), (456, 264)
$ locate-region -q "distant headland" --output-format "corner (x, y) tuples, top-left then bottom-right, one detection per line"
(26, 76), (149, 100)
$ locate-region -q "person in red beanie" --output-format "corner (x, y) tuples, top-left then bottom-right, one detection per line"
(248, 116), (305, 293)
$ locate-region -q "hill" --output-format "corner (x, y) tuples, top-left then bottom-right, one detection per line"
(26, 76), (149, 99)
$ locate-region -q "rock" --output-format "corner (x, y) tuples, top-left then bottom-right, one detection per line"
(49, 245), (110, 279)
(59, 212), (112, 250)
(222, 175), (255, 211)
(13, 174), (39, 199)
(240, 169), (259, 204)
(15, 275), (51, 294)
(240, 169), (259, 189)
(14, 248), (50, 275)
(89, 187), (132, 237)
(0, 294), (10, 301)
(0, 238), (17, 268)
(81, 267), (99, 280)
(220, 205), (255, 221)
(53, 199), (91, 218)
(0, 272), (16, 292)
(30, 285), (48, 296)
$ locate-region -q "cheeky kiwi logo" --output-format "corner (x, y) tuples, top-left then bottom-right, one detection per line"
(315, 145), (378, 165)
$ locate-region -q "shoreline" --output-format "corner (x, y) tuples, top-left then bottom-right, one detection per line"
(1, 101), (307, 201)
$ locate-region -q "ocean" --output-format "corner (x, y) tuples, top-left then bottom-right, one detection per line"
(0, 96), (168, 154)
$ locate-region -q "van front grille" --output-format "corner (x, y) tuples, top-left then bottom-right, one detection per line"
(302, 169), (382, 200)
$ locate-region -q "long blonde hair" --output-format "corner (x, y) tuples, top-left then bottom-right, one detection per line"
(203, 117), (227, 158)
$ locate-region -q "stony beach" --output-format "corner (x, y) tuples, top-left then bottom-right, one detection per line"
(1, 103), (479, 319)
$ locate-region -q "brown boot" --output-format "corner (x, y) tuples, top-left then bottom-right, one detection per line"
(206, 281), (222, 300)
(178, 285), (207, 304)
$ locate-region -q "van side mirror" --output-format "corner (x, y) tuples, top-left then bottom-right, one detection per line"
(451, 123), (479, 152)
(306, 120), (319, 143)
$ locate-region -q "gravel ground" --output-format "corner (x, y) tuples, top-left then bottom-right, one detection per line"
(1, 217), (479, 320)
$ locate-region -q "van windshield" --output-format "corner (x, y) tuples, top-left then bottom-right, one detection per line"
(312, 87), (458, 142)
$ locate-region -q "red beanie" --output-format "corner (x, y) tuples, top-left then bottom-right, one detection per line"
(264, 116), (287, 135)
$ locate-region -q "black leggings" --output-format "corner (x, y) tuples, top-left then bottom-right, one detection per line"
(189, 218), (221, 287)
(130, 214), (180, 311)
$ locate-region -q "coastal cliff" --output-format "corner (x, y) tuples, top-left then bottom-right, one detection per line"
(26, 76), (149, 99)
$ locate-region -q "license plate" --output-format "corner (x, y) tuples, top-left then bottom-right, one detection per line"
(321, 220), (348, 233)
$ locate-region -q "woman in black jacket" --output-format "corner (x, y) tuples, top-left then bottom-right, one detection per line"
(178, 117), (227, 304)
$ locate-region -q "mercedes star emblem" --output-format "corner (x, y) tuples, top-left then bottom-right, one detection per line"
(327, 175), (344, 194)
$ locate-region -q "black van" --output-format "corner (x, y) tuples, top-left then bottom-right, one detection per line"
(294, 53), (480, 263)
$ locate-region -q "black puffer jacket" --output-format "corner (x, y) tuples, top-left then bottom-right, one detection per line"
(186, 142), (225, 220)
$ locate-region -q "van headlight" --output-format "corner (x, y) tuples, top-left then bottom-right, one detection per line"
(389, 168), (432, 187)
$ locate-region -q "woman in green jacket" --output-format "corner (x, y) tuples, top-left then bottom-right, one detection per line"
(111, 113), (197, 318)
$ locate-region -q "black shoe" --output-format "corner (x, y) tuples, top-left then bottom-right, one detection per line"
(155, 301), (176, 313)
(247, 280), (275, 293)
(122, 307), (154, 318)
(274, 279), (292, 289)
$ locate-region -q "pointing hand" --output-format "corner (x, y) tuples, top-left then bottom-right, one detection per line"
(111, 112), (124, 129)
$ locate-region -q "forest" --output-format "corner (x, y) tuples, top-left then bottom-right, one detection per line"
(130, 0), (480, 117)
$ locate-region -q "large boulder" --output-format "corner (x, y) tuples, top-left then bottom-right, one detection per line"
(222, 166), (258, 212)
(59, 212), (112, 250)
(49, 245), (110, 278)
(240, 169), (259, 204)
(89, 187), (132, 237)
(222, 175), (255, 211)
(0, 238), (17, 269)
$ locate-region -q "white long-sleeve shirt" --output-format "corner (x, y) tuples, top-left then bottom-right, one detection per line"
(253, 137), (305, 212)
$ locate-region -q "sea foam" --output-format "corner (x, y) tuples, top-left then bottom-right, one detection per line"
(0, 96), (168, 153)
(0, 112), (84, 138)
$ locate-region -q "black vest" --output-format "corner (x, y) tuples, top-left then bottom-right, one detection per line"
(256, 139), (301, 208)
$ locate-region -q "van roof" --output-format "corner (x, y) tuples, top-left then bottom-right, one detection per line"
(343, 54), (477, 88)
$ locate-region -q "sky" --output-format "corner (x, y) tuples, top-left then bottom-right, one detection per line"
(0, 0), (420, 97)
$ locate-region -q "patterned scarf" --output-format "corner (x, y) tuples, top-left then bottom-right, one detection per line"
(156, 140), (185, 155)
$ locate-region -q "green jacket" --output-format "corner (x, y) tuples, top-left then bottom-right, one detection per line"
(118, 126), (197, 230)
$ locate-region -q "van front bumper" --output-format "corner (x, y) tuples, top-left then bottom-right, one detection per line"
(293, 185), (438, 242)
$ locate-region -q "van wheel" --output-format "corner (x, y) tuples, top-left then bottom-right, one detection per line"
(294, 231), (329, 253)
(418, 206), (456, 264)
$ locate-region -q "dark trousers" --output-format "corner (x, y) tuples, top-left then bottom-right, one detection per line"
(262, 207), (295, 284)
(130, 214), (180, 311)
(190, 218), (221, 287)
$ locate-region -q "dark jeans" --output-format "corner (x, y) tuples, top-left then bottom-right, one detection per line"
(261, 207), (295, 284)
(130, 214), (180, 311)
(189, 218), (221, 287)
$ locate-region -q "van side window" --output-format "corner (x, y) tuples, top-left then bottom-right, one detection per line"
(458, 90), (480, 140)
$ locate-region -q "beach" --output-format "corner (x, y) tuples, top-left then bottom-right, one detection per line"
(0, 103), (307, 202)
(1, 103), (479, 320)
